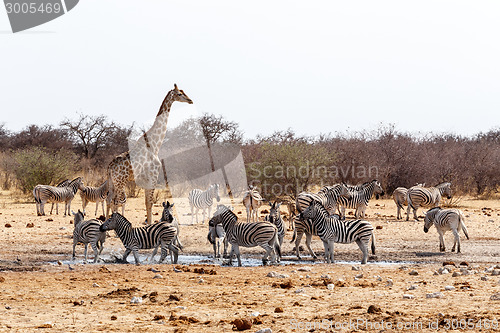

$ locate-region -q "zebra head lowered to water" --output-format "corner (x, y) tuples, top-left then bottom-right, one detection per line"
(100, 212), (179, 265)
(423, 207), (469, 253)
(210, 204), (281, 267)
(300, 201), (375, 264)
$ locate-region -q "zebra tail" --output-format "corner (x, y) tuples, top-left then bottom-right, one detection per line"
(371, 233), (376, 255)
(459, 212), (470, 240)
(407, 195), (416, 211)
(33, 187), (41, 204)
(207, 230), (215, 245)
(272, 232), (281, 258)
(176, 235), (184, 251)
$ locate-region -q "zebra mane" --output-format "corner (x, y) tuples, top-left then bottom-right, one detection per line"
(427, 206), (442, 212)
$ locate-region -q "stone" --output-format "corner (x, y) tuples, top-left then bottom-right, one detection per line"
(491, 269), (500, 276)
(355, 273), (363, 279)
(232, 318), (252, 331)
(407, 285), (418, 290)
(153, 274), (163, 279)
(250, 312), (261, 317)
(255, 329), (272, 333)
(367, 305), (381, 313)
(274, 307), (284, 313)
(426, 292), (444, 299)
(403, 294), (415, 299)
(452, 272), (461, 277)
(327, 284), (335, 290)
(385, 279), (393, 287)
(267, 271), (289, 279)
(351, 266), (361, 271)
(294, 289), (304, 294)
(92, 283), (100, 287)
(438, 268), (449, 275)
(130, 297), (142, 304)
(298, 267), (311, 272)
(490, 293), (500, 301)
(409, 270), (418, 276)
(480, 276), (488, 281)
(444, 285), (455, 291)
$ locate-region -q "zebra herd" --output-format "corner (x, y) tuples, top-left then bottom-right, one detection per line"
(33, 178), (470, 265)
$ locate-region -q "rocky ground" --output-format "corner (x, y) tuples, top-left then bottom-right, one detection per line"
(0, 192), (499, 332)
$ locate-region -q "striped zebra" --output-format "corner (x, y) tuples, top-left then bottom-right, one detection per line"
(33, 177), (83, 216)
(207, 213), (228, 259)
(337, 180), (385, 219)
(72, 210), (106, 263)
(210, 204), (281, 266)
(80, 180), (109, 216)
(296, 183), (351, 216)
(46, 179), (70, 215)
(100, 212), (179, 264)
(264, 201), (285, 247)
(393, 183), (425, 220)
(159, 201), (183, 262)
(188, 184), (221, 224)
(299, 201), (375, 264)
(424, 207), (469, 253)
(406, 182), (452, 221)
(242, 185), (264, 222)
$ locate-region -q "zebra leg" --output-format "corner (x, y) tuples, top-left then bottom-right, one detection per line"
(222, 237), (229, 258)
(294, 229), (304, 260)
(82, 198), (87, 216)
(122, 249), (132, 263)
(259, 243), (273, 266)
(149, 245), (159, 263)
(91, 242), (100, 263)
(227, 244), (236, 266)
(195, 208), (200, 224)
(356, 239), (369, 264)
(437, 231), (445, 252)
(72, 239), (78, 261)
(190, 204), (194, 224)
(406, 205), (411, 221)
(452, 229), (461, 253)
(168, 243), (179, 264)
(94, 201), (99, 216)
(246, 207), (250, 222)
(340, 206), (346, 220)
(101, 201), (106, 217)
(413, 207), (419, 221)
(132, 250), (141, 265)
(305, 233), (318, 259)
(232, 244), (242, 267)
(322, 240), (332, 263)
(397, 206), (401, 220)
(50, 203), (54, 215)
(83, 243), (88, 263)
(202, 207), (206, 224)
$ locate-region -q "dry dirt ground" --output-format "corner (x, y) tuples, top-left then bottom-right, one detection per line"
(0, 192), (499, 332)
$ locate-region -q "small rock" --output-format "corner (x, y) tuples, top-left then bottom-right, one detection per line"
(131, 297), (143, 304)
(198, 278), (205, 283)
(376, 225), (383, 229)
(266, 271), (289, 279)
(4, 223), (11, 228)
(153, 274), (163, 279)
(5, 306), (11, 309)
(355, 273), (363, 279)
(452, 272), (461, 277)
(459, 261), (469, 266)
(26, 223), (34, 228)
(385, 279), (393, 287)
(490, 293), (500, 301)
(491, 269), (500, 276)
(438, 268), (449, 275)
(111, 315), (117, 320)
(297, 267), (311, 272)
(403, 294), (415, 299)
(57, 260), (62, 266)
(37, 323), (53, 328)
(409, 270), (418, 276)
(250, 311), (261, 317)
(444, 285), (455, 291)
(255, 329), (272, 333)
(92, 283), (100, 287)
(351, 266), (361, 271)
(305, 275), (311, 279)
(274, 307), (283, 313)
(480, 276), (488, 281)
(367, 305), (381, 313)
(426, 292), (444, 299)
(153, 314), (165, 321)
(175, 306), (186, 310)
(294, 289), (304, 294)
(59, 226), (66, 230)
(443, 261), (455, 267)
(173, 267), (182, 273)
(169, 294), (180, 301)
(327, 284), (335, 290)
(233, 318), (253, 331)
(321, 274), (331, 279)
(407, 285), (418, 290)
(148, 268), (160, 273)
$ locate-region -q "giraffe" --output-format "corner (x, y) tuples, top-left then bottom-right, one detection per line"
(106, 84), (193, 224)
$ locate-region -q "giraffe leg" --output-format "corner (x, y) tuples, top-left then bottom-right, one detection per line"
(145, 189), (154, 224)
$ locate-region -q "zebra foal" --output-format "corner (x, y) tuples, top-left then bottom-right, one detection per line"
(406, 182), (452, 221)
(424, 207), (469, 253)
(300, 201), (375, 264)
(210, 205), (281, 266)
(72, 210), (106, 263)
(80, 180), (109, 216)
(188, 184), (220, 224)
(207, 213), (228, 259)
(242, 185), (264, 222)
(159, 201), (183, 262)
(100, 213), (179, 265)
(264, 201), (285, 247)
(33, 177), (83, 216)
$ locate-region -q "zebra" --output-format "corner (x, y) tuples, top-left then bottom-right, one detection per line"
(424, 207), (469, 253)
(242, 185), (264, 222)
(299, 201), (375, 264)
(45, 179), (70, 215)
(99, 212), (179, 265)
(295, 183), (351, 216)
(72, 210), (106, 263)
(80, 180), (109, 216)
(393, 183), (425, 220)
(207, 212), (228, 259)
(33, 177), (83, 216)
(188, 184), (221, 224)
(337, 180), (385, 219)
(209, 204), (281, 267)
(264, 201), (285, 247)
(159, 201), (183, 262)
(406, 182), (452, 221)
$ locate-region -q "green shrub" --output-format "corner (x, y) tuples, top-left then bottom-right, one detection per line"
(13, 147), (77, 194)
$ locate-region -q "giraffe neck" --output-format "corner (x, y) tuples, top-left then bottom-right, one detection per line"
(143, 91), (174, 156)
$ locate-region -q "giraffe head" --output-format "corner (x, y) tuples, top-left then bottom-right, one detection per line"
(172, 84), (193, 103)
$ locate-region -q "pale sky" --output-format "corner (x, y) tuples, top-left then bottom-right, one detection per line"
(1, 1), (499, 139)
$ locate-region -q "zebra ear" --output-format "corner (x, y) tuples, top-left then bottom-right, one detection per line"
(170, 203), (175, 208)
(269, 201), (273, 207)
(163, 202), (167, 207)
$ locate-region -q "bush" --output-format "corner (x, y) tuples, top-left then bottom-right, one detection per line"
(13, 147), (78, 194)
